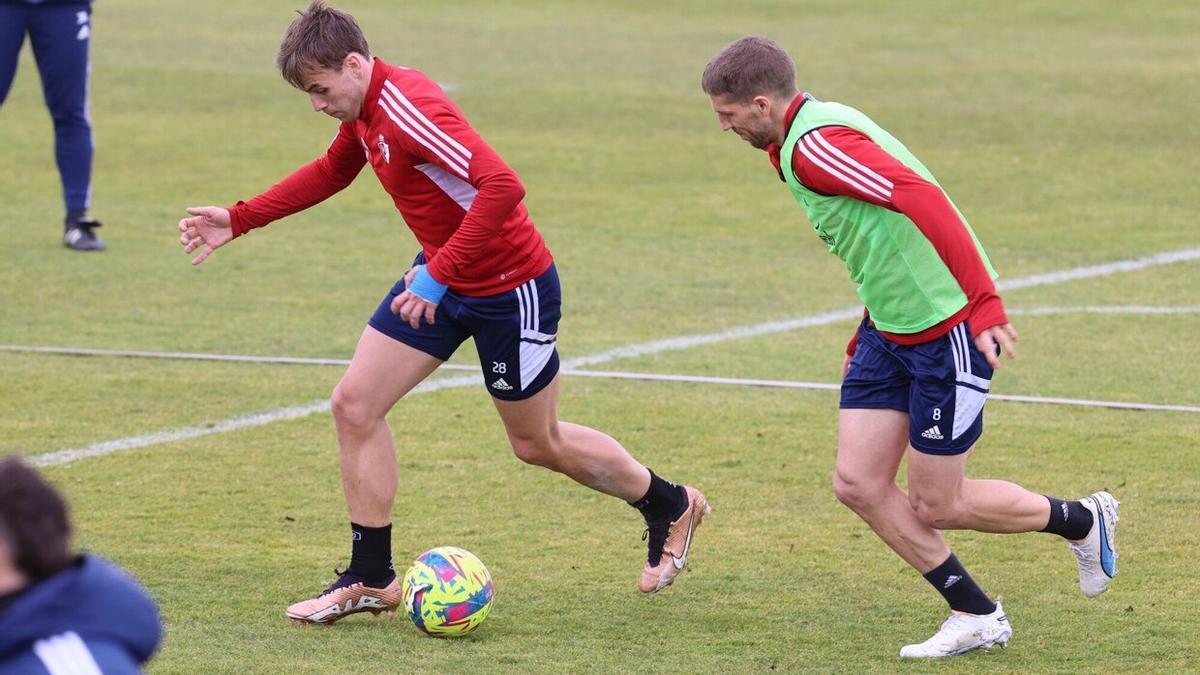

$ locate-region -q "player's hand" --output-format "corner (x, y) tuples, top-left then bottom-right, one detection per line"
(390, 266), (438, 329)
(974, 323), (1019, 369)
(178, 206), (233, 266)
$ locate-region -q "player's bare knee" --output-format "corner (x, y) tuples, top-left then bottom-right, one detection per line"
(831, 472), (856, 506)
(832, 470), (878, 511)
(508, 434), (558, 468)
(910, 494), (959, 529)
(330, 383), (379, 435)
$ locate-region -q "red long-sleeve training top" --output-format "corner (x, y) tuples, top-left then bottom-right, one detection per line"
(229, 57), (553, 296)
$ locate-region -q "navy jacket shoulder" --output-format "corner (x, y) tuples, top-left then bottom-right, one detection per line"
(0, 554), (161, 674)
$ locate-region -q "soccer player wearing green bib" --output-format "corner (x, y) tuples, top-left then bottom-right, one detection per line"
(702, 36), (1119, 658)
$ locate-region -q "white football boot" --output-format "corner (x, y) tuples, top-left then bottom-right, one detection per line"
(899, 603), (1012, 658)
(1068, 491), (1120, 597)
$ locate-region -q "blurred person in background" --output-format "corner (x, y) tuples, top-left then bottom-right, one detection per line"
(0, 0), (106, 250)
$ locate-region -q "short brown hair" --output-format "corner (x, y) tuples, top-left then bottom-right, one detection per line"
(701, 36), (798, 102)
(0, 456), (72, 581)
(276, 0), (371, 89)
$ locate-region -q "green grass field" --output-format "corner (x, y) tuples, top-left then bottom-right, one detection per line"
(2, 0), (1199, 672)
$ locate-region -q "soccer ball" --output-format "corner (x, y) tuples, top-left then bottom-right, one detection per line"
(401, 546), (495, 637)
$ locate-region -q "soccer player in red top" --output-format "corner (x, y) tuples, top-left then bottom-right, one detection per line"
(703, 37), (1118, 658)
(177, 1), (709, 623)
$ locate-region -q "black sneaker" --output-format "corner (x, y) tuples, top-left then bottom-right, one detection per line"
(63, 217), (106, 251)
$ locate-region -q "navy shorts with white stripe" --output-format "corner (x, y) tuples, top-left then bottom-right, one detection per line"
(368, 253), (560, 401)
(839, 317), (994, 455)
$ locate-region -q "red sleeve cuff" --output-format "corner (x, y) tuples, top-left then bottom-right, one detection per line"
(424, 259), (448, 285)
(229, 201), (264, 239)
(229, 203), (246, 239)
(967, 294), (1008, 335)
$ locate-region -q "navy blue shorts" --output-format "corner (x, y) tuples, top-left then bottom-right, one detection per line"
(840, 317), (993, 455)
(368, 255), (560, 401)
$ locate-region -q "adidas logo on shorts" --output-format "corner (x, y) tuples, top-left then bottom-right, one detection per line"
(921, 425), (944, 440)
(491, 378), (513, 391)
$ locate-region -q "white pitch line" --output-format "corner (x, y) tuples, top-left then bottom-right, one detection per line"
(25, 364), (1198, 468)
(988, 393), (1200, 414)
(5, 311), (866, 370)
(6, 344), (1195, 413)
(9, 302), (1200, 365)
(561, 307), (863, 369)
(16, 247), (1200, 467)
(556, 369), (1200, 414)
(27, 372), (484, 468)
(5, 305), (1198, 367)
(27, 399), (333, 468)
(995, 247), (1200, 291)
(5, 342), (1196, 413)
(548, 247), (1200, 368)
(22, 358), (1200, 468)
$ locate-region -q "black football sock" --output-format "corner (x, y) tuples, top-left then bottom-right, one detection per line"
(630, 469), (687, 523)
(1040, 496), (1094, 540)
(348, 522), (395, 587)
(923, 553), (997, 616)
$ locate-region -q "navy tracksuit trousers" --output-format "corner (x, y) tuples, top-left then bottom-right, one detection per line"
(0, 1), (94, 216)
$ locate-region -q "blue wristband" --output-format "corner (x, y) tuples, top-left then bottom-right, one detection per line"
(408, 265), (448, 304)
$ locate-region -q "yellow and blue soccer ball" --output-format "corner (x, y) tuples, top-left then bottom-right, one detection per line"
(402, 546), (494, 637)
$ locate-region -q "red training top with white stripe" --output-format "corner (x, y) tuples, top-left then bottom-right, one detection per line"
(767, 94), (1007, 350)
(228, 57), (553, 296)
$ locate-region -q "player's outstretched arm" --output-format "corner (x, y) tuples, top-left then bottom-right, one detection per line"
(973, 322), (1019, 369)
(178, 206), (233, 266)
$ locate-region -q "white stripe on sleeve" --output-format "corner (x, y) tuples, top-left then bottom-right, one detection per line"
(809, 129), (894, 194)
(413, 163), (477, 211)
(797, 133), (890, 202)
(33, 632), (104, 675)
(381, 81), (472, 175)
(378, 92), (469, 178)
(384, 81), (472, 159)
